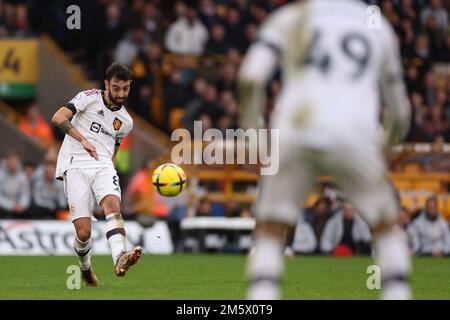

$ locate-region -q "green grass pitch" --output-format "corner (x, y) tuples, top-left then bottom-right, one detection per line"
(0, 255), (449, 299)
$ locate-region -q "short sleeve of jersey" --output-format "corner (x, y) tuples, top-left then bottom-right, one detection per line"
(380, 17), (403, 82)
(66, 91), (91, 113)
(256, 3), (303, 54)
(115, 117), (133, 145)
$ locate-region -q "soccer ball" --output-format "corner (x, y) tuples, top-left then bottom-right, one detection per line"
(152, 163), (187, 197)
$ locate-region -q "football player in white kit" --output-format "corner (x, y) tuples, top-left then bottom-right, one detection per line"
(52, 63), (142, 286)
(239, 0), (411, 299)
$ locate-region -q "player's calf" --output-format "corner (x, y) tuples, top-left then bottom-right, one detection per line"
(73, 218), (93, 272)
(372, 224), (411, 300)
(247, 221), (288, 300)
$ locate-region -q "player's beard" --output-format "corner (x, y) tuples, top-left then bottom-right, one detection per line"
(109, 91), (127, 110)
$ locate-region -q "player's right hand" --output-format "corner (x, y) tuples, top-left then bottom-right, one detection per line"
(81, 139), (99, 160)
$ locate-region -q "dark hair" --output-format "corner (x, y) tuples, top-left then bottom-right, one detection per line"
(105, 63), (132, 81)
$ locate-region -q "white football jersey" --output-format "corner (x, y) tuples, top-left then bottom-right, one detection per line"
(239, 0), (410, 148)
(55, 89), (133, 180)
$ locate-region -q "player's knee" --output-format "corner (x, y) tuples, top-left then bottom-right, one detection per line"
(76, 228), (91, 242)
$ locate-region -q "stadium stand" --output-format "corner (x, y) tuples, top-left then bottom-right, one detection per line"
(0, 0), (449, 254)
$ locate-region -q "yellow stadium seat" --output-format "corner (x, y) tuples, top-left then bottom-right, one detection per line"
(392, 180), (413, 191)
(443, 197), (450, 220)
(403, 163), (422, 173)
(413, 181), (443, 193)
(169, 108), (185, 131)
(400, 195), (413, 209)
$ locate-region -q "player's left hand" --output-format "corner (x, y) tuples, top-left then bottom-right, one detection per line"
(81, 139), (99, 160)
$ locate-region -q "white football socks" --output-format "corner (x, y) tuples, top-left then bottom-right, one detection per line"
(105, 212), (127, 265)
(74, 235), (92, 271)
(247, 236), (284, 300)
(374, 227), (411, 300)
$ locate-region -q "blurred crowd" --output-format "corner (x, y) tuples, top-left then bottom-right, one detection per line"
(288, 189), (450, 257)
(1, 0), (448, 141)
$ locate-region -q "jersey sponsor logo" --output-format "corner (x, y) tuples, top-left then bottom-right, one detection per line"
(113, 117), (122, 131)
(90, 122), (101, 133)
(90, 122), (114, 139)
(97, 110), (104, 116)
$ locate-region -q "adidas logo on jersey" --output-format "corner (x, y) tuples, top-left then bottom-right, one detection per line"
(97, 110), (104, 116)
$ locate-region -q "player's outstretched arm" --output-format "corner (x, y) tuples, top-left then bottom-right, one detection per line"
(52, 107), (99, 160)
(379, 25), (411, 148)
(238, 44), (278, 130)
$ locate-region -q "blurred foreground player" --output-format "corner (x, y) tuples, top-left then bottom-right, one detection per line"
(239, 0), (411, 299)
(52, 63), (142, 286)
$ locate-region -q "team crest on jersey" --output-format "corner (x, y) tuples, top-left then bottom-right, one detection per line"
(113, 117), (122, 130)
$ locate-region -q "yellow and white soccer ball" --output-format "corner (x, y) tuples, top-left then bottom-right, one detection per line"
(152, 163), (187, 197)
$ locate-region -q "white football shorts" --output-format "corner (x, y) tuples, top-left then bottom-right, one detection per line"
(254, 140), (398, 229)
(63, 167), (121, 222)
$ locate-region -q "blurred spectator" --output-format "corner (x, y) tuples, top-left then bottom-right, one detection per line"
(405, 66), (421, 93)
(115, 24), (149, 67)
(196, 56), (220, 83)
(18, 104), (55, 149)
(381, 0), (400, 27)
(217, 114), (234, 135)
(198, 0), (217, 30)
(30, 158), (66, 219)
(129, 43), (164, 121)
(217, 63), (237, 92)
(127, 0), (146, 27)
(419, 105), (450, 141)
(163, 69), (191, 129)
(398, 206), (415, 253)
(165, 5), (208, 55)
(242, 22), (258, 52)
(320, 202), (372, 255)
(420, 0), (448, 32)
(11, 4), (33, 37)
(239, 204), (253, 218)
(437, 33), (450, 62)
(123, 157), (169, 219)
(249, 1), (269, 24)
(99, 2), (127, 74)
(304, 197), (334, 252)
(224, 6), (246, 53)
(291, 219), (317, 255)
(409, 195), (450, 256)
(225, 200), (241, 218)
(0, 0), (9, 37)
(23, 161), (36, 182)
(0, 151), (30, 218)
(205, 23), (229, 55)
(196, 197), (213, 216)
(195, 84), (224, 124)
(142, 2), (164, 45)
(182, 82), (225, 130)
